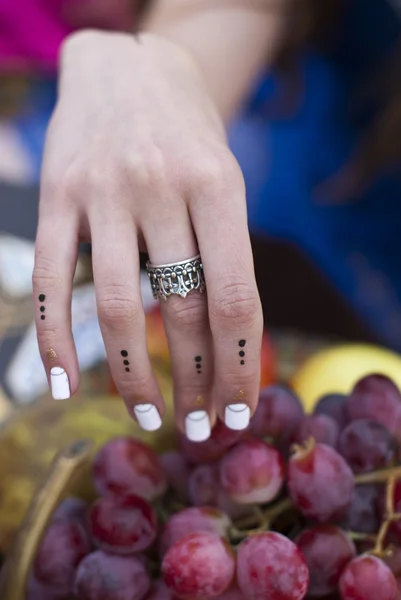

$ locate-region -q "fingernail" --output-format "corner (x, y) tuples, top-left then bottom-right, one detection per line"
(134, 404), (162, 431)
(225, 403), (250, 430)
(185, 410), (211, 442)
(50, 366), (70, 400)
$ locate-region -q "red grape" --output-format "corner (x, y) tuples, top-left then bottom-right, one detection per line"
(159, 450), (190, 502)
(292, 414), (339, 448)
(34, 520), (90, 591)
(220, 439), (284, 504)
(159, 507), (231, 557)
(188, 464), (220, 507)
(92, 437), (166, 500)
(53, 496), (88, 524)
(146, 580), (177, 599)
(74, 550), (150, 600)
(53, 496), (91, 538)
(89, 493), (157, 554)
(27, 575), (70, 600)
(216, 487), (255, 520)
(287, 441), (354, 522)
(179, 419), (245, 464)
(383, 545), (401, 579)
(250, 385), (304, 443)
(379, 481), (401, 543)
(237, 532), (309, 600)
(339, 554), (398, 600)
(162, 532), (235, 599)
(338, 419), (396, 473)
(313, 393), (349, 429)
(215, 586), (245, 599)
(187, 464), (251, 519)
(295, 525), (356, 597)
(346, 374), (401, 441)
(340, 485), (380, 534)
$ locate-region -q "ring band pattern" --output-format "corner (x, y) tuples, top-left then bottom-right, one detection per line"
(146, 254), (205, 301)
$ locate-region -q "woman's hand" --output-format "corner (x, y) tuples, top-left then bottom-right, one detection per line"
(33, 30), (263, 440)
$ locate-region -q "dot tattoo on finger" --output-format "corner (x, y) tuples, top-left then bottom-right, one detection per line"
(238, 339), (246, 365)
(121, 350), (130, 372)
(195, 355), (202, 374)
(38, 294), (46, 320)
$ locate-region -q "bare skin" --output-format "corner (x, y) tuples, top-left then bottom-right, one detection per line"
(33, 1), (286, 438)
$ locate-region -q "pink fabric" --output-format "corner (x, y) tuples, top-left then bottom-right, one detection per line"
(0, 0), (136, 72)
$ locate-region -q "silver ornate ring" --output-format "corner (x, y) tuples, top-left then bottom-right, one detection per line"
(146, 254), (206, 302)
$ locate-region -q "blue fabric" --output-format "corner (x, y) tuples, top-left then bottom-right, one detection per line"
(12, 78), (58, 177)
(229, 0), (401, 350)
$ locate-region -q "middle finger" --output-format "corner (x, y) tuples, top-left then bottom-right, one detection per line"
(142, 205), (214, 442)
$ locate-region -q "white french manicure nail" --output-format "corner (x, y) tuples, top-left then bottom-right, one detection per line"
(50, 366), (70, 400)
(225, 403), (250, 430)
(134, 404), (162, 431)
(185, 410), (211, 442)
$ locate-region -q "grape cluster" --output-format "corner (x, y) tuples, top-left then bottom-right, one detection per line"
(27, 374), (401, 600)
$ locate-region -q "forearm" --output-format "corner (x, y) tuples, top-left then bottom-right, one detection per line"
(141, 0), (286, 121)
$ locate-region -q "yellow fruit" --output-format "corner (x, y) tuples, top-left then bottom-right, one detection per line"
(292, 343), (401, 413)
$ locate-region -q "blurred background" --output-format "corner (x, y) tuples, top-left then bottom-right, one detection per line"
(0, 0), (400, 414)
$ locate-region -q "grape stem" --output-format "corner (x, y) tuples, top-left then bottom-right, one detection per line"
(354, 465), (401, 485)
(351, 474), (401, 558)
(354, 465), (401, 557)
(154, 493), (186, 524)
(290, 436), (315, 459)
(347, 531), (377, 543)
(229, 497), (293, 542)
(368, 476), (398, 558)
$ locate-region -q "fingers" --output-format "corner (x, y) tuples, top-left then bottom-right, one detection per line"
(189, 152), (264, 430)
(90, 210), (164, 431)
(142, 206), (214, 442)
(33, 214), (80, 400)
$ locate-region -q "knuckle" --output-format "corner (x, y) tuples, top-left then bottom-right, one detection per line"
(189, 155), (225, 190)
(167, 295), (207, 330)
(37, 323), (63, 347)
(188, 147), (243, 195)
(84, 161), (116, 195)
(58, 159), (117, 200)
(33, 255), (61, 290)
(97, 286), (142, 327)
(125, 145), (167, 190)
(217, 150), (244, 186)
(211, 282), (261, 327)
(222, 369), (260, 392)
(177, 380), (208, 397)
(117, 373), (151, 398)
(56, 162), (86, 199)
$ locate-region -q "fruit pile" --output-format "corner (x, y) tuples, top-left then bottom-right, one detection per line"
(27, 374), (401, 600)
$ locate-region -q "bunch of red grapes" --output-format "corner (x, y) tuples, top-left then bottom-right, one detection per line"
(28, 374), (401, 600)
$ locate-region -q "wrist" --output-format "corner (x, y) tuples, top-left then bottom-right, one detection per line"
(61, 29), (196, 75)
